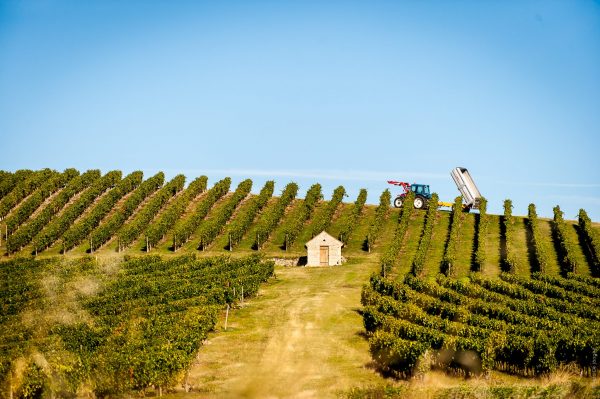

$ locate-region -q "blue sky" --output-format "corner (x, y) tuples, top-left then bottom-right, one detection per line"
(1, 1), (599, 220)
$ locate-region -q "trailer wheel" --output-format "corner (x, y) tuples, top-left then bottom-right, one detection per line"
(393, 197), (403, 208)
(414, 196), (425, 209)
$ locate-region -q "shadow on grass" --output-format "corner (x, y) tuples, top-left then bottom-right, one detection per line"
(499, 215), (509, 273)
(525, 217), (540, 275)
(574, 224), (599, 277)
(470, 213), (480, 272)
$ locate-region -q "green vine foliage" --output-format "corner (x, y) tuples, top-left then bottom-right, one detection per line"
(118, 175), (186, 250)
(502, 199), (519, 273)
(0, 170), (34, 199)
(6, 170), (101, 254)
(0, 255), (274, 397)
(4, 168), (79, 235)
(172, 177), (231, 250)
(527, 204), (549, 274)
(380, 191), (415, 276)
(144, 175), (208, 251)
(282, 183), (322, 249)
(32, 170), (122, 253)
(362, 271), (600, 378)
(88, 172), (165, 251)
(411, 193), (439, 276)
(0, 169), (57, 219)
(338, 188), (367, 245)
(473, 197), (488, 272)
(366, 189), (391, 252)
(442, 196), (463, 277)
(309, 185), (346, 237)
(578, 208), (600, 273)
(552, 206), (578, 275)
(254, 182), (298, 249)
(227, 180), (274, 249)
(197, 179), (253, 250)
(62, 171), (144, 251)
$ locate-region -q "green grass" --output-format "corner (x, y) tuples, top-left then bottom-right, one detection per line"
(344, 205), (376, 254)
(454, 212), (476, 277)
(481, 214), (501, 278)
(325, 203), (355, 239)
(395, 211), (425, 277)
(512, 217), (533, 277)
(422, 211), (450, 278)
(210, 193), (259, 252)
(537, 218), (562, 277)
(262, 198), (305, 254)
(234, 196), (281, 251)
(564, 221), (592, 277)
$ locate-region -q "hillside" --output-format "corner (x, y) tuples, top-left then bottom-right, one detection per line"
(1, 169), (599, 279)
(1, 169), (599, 398)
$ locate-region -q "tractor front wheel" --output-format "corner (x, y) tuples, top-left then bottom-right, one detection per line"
(393, 197), (403, 208)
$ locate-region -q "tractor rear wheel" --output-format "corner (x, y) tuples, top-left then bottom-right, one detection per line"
(393, 197), (403, 208)
(414, 196), (426, 210)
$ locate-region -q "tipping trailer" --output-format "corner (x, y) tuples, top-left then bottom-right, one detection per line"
(451, 167), (482, 211)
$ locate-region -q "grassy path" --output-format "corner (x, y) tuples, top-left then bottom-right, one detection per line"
(454, 212), (475, 277)
(512, 217), (532, 277)
(184, 257), (387, 398)
(423, 211), (450, 277)
(395, 212), (425, 277)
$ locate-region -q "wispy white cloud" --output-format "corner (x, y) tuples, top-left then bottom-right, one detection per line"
(165, 168), (448, 182)
(546, 195), (600, 206)
(489, 180), (600, 188)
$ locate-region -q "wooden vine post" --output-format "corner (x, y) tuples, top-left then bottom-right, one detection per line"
(224, 304), (230, 331)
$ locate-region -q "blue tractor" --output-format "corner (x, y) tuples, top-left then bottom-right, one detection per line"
(388, 181), (431, 209)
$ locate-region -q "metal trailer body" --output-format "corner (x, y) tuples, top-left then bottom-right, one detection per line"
(451, 167), (482, 210)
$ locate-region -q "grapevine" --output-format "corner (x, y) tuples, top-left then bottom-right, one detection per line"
(253, 182), (298, 249)
(118, 174), (185, 250)
(144, 175), (208, 251)
(88, 172), (165, 251)
(62, 171), (143, 251)
(338, 188), (367, 245)
(552, 205), (578, 275)
(32, 170), (122, 254)
(227, 180), (274, 250)
(197, 179), (253, 250)
(282, 183), (322, 250)
(502, 199), (519, 273)
(441, 196), (463, 277)
(4, 168), (78, 235)
(5, 170), (101, 254)
(527, 203), (549, 273)
(380, 191), (415, 277)
(365, 189), (391, 252)
(473, 197), (488, 272)
(411, 193), (439, 276)
(172, 177), (231, 250)
(578, 208), (599, 274)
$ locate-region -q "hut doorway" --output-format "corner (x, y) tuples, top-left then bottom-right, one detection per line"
(319, 246), (329, 266)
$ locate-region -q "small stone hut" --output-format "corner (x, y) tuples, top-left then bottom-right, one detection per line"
(305, 231), (343, 266)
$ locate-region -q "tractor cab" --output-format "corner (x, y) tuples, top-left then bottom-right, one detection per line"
(410, 184), (431, 199)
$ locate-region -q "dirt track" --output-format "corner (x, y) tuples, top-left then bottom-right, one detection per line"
(187, 258), (386, 398)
